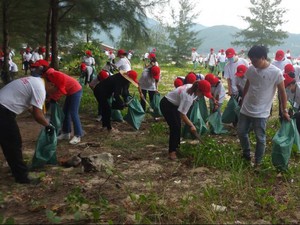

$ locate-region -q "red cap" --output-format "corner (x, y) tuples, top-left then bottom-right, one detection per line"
(80, 63), (86, 71)
(284, 64), (295, 73)
(85, 50), (92, 56)
(205, 73), (219, 85)
(284, 73), (295, 88)
(45, 70), (67, 95)
(210, 48), (214, 51)
(31, 59), (49, 68)
(235, 64), (248, 77)
(192, 48), (196, 51)
(117, 49), (126, 56)
(174, 78), (184, 88)
(225, 48), (236, 58)
(198, 80), (213, 99)
(98, 70), (109, 81)
(220, 49), (224, 52)
(275, 50), (285, 61)
(148, 53), (156, 59)
(151, 66), (160, 80)
(185, 72), (197, 84)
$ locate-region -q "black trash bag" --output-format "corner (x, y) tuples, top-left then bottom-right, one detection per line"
(182, 100), (208, 139)
(207, 111), (228, 134)
(124, 97), (145, 130)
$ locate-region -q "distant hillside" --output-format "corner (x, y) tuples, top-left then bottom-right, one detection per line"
(94, 20), (300, 58)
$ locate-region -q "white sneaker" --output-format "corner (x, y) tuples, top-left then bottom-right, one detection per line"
(57, 133), (70, 140)
(69, 136), (81, 145)
(95, 115), (102, 122)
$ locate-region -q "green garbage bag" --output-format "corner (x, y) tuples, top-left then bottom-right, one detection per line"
(150, 93), (162, 117)
(182, 100), (208, 139)
(207, 111), (228, 134)
(108, 97), (123, 122)
(222, 96), (239, 123)
(31, 130), (58, 169)
(271, 119), (300, 171)
(124, 97), (145, 130)
(198, 96), (209, 122)
(31, 103), (64, 169)
(78, 75), (85, 86)
(50, 102), (64, 134)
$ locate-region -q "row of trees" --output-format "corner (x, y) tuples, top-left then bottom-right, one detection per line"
(0, 0), (289, 81)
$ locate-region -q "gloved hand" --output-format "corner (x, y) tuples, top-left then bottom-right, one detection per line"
(45, 123), (55, 136)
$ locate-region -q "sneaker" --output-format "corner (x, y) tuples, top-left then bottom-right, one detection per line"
(69, 136), (81, 145)
(95, 115), (102, 122)
(57, 133), (71, 140)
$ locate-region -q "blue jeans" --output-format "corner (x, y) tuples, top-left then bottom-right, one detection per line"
(62, 89), (83, 137)
(237, 113), (267, 164)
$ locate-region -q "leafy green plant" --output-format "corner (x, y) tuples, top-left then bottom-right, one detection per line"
(46, 210), (61, 224)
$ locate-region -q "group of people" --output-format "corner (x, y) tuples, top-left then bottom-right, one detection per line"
(0, 44), (299, 184)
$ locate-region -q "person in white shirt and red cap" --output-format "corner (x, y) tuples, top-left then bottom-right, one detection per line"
(160, 80), (213, 160)
(0, 61), (65, 184)
(113, 49), (131, 72)
(272, 49), (292, 71)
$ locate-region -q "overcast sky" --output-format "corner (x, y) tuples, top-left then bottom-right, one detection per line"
(154, 0), (300, 34)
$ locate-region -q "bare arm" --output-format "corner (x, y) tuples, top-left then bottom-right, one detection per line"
(180, 113), (196, 133)
(277, 81), (290, 121)
(31, 106), (49, 126)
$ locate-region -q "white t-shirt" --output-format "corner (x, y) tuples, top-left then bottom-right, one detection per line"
(240, 64), (283, 118)
(236, 76), (247, 93)
(224, 58), (249, 95)
(82, 56), (95, 66)
(0, 76), (45, 114)
(207, 53), (217, 66)
(294, 65), (300, 82)
(191, 51), (199, 62)
(9, 61), (18, 72)
(211, 82), (226, 103)
(165, 84), (197, 115)
(30, 52), (43, 62)
(115, 57), (131, 72)
(271, 58), (292, 71)
(138, 68), (157, 91)
(144, 52), (149, 59)
(23, 52), (32, 62)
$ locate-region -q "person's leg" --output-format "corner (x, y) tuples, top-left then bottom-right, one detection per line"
(101, 97), (111, 130)
(62, 95), (71, 134)
(0, 107), (28, 183)
(67, 89), (83, 137)
(148, 90), (156, 104)
(237, 113), (252, 161)
(160, 97), (181, 155)
(140, 89), (147, 111)
(253, 117), (267, 165)
(295, 112), (300, 134)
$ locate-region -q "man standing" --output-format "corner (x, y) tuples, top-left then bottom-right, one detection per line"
(191, 48), (199, 70)
(237, 45), (290, 167)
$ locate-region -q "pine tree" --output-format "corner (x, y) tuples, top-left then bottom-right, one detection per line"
(231, 0), (288, 50)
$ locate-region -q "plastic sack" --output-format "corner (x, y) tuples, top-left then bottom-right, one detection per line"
(150, 93), (162, 117)
(31, 103), (64, 169)
(182, 100), (208, 139)
(198, 96), (209, 122)
(222, 96), (239, 124)
(124, 97), (145, 130)
(108, 97), (124, 121)
(207, 111), (228, 134)
(271, 119), (300, 171)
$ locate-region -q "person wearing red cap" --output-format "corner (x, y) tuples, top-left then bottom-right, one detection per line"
(272, 49), (292, 71)
(93, 70), (139, 132)
(82, 50), (95, 67)
(174, 77), (184, 88)
(0, 73), (63, 183)
(235, 64), (248, 104)
(160, 80), (213, 160)
(205, 73), (226, 113)
(108, 50), (115, 64)
(89, 70), (110, 122)
(184, 72), (197, 84)
(206, 48), (217, 73)
(22, 48), (32, 75)
(30, 47), (44, 64)
(45, 68), (83, 145)
(138, 65), (161, 111)
(80, 62), (93, 86)
(217, 49), (226, 77)
(237, 45), (290, 167)
(112, 49), (131, 72)
(224, 47), (249, 126)
(283, 73), (300, 133)
(191, 48), (199, 70)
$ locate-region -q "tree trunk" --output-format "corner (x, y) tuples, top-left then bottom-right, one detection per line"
(51, 0), (59, 70)
(1, 0), (11, 84)
(45, 6), (52, 62)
